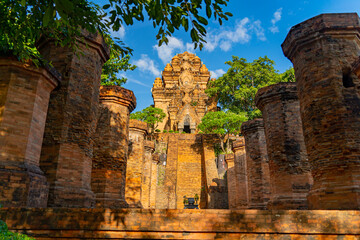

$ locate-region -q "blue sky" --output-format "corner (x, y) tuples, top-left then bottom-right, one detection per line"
(98, 0), (360, 112)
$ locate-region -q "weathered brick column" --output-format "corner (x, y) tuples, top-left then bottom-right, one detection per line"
(282, 13), (360, 209)
(241, 119), (271, 209)
(91, 86), (136, 208)
(225, 153), (236, 209)
(0, 57), (60, 207)
(203, 134), (227, 209)
(162, 134), (178, 209)
(352, 57), (360, 78)
(149, 153), (160, 209)
(140, 140), (155, 209)
(37, 31), (110, 207)
(125, 119), (148, 208)
(255, 83), (312, 209)
(232, 138), (248, 209)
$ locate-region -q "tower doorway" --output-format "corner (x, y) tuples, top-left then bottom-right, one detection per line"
(183, 114), (191, 133)
(183, 124), (191, 133)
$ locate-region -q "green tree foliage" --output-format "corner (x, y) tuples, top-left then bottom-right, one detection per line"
(0, 220), (34, 240)
(130, 106), (166, 134)
(280, 67), (295, 82)
(0, 0), (106, 65)
(105, 0), (232, 50)
(1, 0), (232, 63)
(206, 56), (295, 120)
(1, 0), (232, 85)
(101, 35), (136, 86)
(197, 111), (247, 153)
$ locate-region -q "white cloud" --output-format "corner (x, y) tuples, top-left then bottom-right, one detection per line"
(103, 15), (126, 39)
(204, 17), (265, 52)
(116, 27), (126, 39)
(127, 78), (151, 87)
(153, 37), (187, 64)
(269, 8), (282, 34)
(210, 69), (226, 79)
(186, 43), (195, 53)
(116, 72), (151, 87)
(271, 8), (282, 24)
(153, 37), (198, 63)
(252, 20), (266, 41)
(204, 40), (217, 52)
(133, 54), (161, 76)
(108, 24), (126, 39)
(220, 41), (232, 52)
(269, 25), (279, 34)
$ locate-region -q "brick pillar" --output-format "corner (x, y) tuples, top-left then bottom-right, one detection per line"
(91, 86), (136, 208)
(168, 106), (177, 131)
(149, 153), (160, 209)
(140, 140), (155, 208)
(352, 57), (360, 78)
(163, 134), (178, 209)
(203, 134), (226, 209)
(37, 31), (110, 207)
(255, 82), (312, 209)
(282, 13), (360, 210)
(125, 119), (148, 208)
(0, 57), (60, 207)
(232, 138), (248, 209)
(241, 119), (271, 209)
(225, 153), (236, 209)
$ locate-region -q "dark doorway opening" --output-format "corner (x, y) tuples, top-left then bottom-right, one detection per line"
(183, 124), (191, 133)
(343, 68), (355, 88)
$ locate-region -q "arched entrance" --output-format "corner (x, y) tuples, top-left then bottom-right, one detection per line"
(183, 115), (191, 133)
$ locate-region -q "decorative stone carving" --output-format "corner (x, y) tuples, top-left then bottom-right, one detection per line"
(152, 51), (217, 132)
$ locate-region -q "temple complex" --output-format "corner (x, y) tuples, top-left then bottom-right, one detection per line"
(1, 13), (360, 239)
(152, 51), (217, 133)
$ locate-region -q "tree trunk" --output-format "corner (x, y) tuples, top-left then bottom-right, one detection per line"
(226, 134), (231, 153)
(218, 135), (225, 153)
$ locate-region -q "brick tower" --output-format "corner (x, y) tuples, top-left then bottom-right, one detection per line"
(38, 31), (110, 207)
(256, 82), (312, 209)
(282, 13), (360, 209)
(152, 52), (217, 133)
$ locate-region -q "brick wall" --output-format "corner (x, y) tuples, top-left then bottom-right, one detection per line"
(0, 57), (59, 207)
(153, 134), (170, 209)
(1, 208), (360, 239)
(282, 13), (360, 210)
(225, 153), (236, 209)
(256, 82), (312, 210)
(152, 133), (223, 209)
(125, 119), (148, 207)
(92, 86), (136, 208)
(149, 153), (160, 209)
(163, 133), (179, 209)
(155, 160), (168, 209)
(140, 140), (155, 208)
(241, 119), (271, 209)
(176, 134), (203, 209)
(232, 138), (248, 209)
(38, 31), (109, 208)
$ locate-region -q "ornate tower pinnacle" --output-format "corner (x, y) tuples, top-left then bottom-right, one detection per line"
(152, 52), (217, 132)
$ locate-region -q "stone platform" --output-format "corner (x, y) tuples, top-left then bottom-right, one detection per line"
(1, 208), (359, 239)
